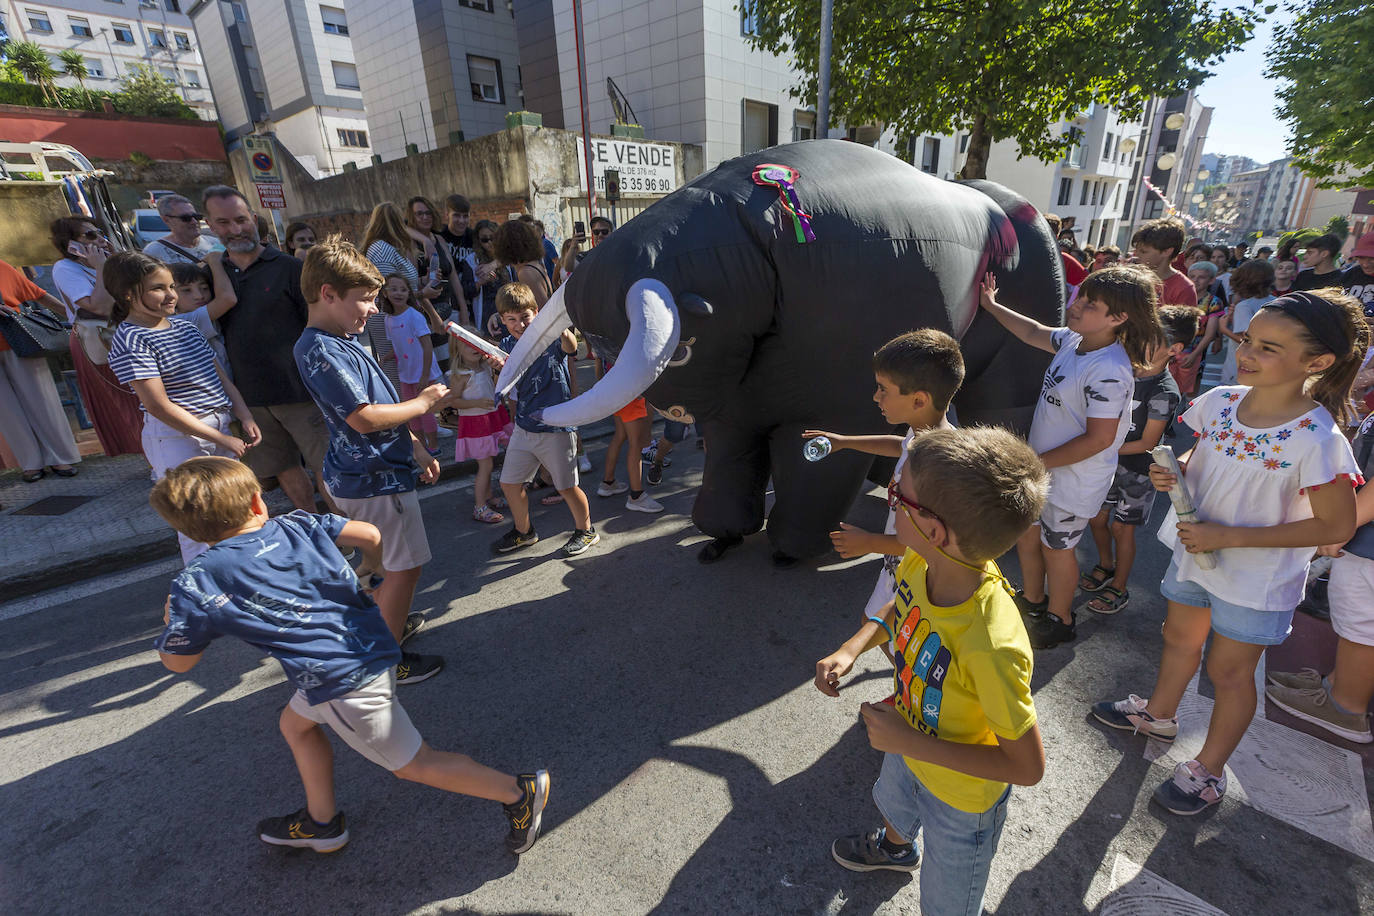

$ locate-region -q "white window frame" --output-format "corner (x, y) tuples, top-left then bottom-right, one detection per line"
(112, 23), (135, 43)
(174, 32), (190, 51)
(320, 5), (349, 35)
(467, 55), (503, 103)
(87, 57), (105, 78)
(184, 68), (200, 87)
(69, 17), (94, 38)
(26, 10), (53, 32)
(336, 128), (368, 147)
(331, 60), (360, 91)
(148, 28), (167, 49)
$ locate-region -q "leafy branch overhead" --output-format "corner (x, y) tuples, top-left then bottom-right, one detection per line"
(1266, 0), (1374, 187)
(744, 0), (1258, 178)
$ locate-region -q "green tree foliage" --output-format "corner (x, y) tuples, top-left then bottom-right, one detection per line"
(745, 0), (1256, 178)
(57, 50), (88, 89)
(1267, 0), (1374, 187)
(5, 40), (58, 103)
(1324, 214), (1350, 240)
(113, 63), (196, 119)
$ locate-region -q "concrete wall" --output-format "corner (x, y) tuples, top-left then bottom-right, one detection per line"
(244, 124), (704, 245)
(0, 182), (75, 266)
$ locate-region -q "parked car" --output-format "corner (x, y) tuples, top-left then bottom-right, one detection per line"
(129, 209), (172, 248)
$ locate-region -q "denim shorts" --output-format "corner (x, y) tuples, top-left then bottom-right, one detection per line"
(1159, 557), (1294, 646)
(872, 752), (1010, 916)
(662, 419), (692, 443)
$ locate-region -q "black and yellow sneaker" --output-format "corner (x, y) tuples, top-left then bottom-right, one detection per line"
(400, 612), (425, 645)
(396, 651), (444, 684)
(258, 807), (349, 852)
(504, 770), (551, 854)
(492, 525), (539, 555)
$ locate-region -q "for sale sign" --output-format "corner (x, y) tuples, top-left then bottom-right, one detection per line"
(577, 139), (677, 196)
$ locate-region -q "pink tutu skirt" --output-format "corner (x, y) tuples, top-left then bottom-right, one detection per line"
(454, 406), (512, 461)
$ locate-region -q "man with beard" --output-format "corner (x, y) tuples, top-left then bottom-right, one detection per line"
(202, 186), (333, 512)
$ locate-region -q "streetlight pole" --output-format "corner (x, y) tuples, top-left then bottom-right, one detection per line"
(817, 0), (833, 136)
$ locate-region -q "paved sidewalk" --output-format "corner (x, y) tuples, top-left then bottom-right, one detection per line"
(0, 415), (618, 601)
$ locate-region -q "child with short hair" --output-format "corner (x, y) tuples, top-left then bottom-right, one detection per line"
(1094, 289), (1367, 815)
(1132, 217), (1196, 308)
(293, 237), (452, 684)
(815, 426), (1048, 909)
(802, 329), (965, 636)
(169, 254), (236, 377)
(150, 456), (549, 854)
(105, 250), (260, 562)
(978, 265), (1165, 649)
(490, 282), (598, 557)
(1080, 305), (1193, 614)
(380, 273), (444, 455)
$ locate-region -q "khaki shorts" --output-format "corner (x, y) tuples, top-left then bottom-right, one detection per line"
(246, 402), (330, 479)
(500, 426), (579, 491)
(288, 670), (422, 771)
(326, 485), (432, 571)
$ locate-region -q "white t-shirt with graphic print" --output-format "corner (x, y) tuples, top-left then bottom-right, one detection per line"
(1028, 329), (1134, 518)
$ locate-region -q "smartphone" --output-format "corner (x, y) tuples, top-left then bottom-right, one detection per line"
(67, 241), (87, 258)
(573, 220), (586, 236)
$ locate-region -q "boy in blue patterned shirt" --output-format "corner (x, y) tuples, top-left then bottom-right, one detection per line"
(151, 456), (550, 854)
(293, 238), (450, 683)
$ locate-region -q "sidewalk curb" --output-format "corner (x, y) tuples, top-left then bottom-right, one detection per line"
(0, 420), (620, 603)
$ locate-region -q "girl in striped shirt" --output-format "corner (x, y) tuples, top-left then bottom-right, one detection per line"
(105, 251), (261, 561)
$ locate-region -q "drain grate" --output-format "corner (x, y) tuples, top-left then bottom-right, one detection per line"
(12, 495), (96, 516)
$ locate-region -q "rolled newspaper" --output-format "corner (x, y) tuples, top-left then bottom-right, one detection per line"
(1151, 444), (1217, 570)
(446, 321), (506, 366)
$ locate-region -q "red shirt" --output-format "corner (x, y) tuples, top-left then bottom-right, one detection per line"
(1061, 252), (1087, 287)
(0, 260), (51, 353)
(1158, 268), (1196, 307)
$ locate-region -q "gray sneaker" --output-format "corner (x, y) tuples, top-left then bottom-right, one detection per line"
(1266, 683), (1373, 744)
(562, 527), (600, 556)
(1266, 667), (1324, 691)
(831, 828), (920, 873)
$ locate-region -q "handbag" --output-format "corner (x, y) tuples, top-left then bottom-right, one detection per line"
(73, 316), (115, 365)
(0, 301), (71, 358)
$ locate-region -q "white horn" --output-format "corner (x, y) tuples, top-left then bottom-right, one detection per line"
(496, 284), (573, 398)
(537, 278), (680, 428)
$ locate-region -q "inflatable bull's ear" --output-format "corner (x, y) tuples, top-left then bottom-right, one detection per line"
(503, 140), (1059, 561)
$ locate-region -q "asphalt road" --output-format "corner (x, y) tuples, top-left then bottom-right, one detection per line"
(3, 441), (1372, 915)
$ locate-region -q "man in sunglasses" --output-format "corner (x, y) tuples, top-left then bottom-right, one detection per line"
(143, 194), (221, 265)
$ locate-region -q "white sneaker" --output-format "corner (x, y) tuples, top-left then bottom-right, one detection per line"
(626, 492), (664, 513)
(597, 480), (628, 497)
(578, 454), (592, 473)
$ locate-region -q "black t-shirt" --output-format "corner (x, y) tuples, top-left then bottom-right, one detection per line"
(438, 227), (473, 261)
(219, 246), (312, 406)
(1119, 370), (1181, 475)
(1343, 264), (1374, 317)
(1293, 267), (1344, 291)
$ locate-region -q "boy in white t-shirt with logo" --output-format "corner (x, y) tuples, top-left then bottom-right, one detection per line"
(978, 267), (1165, 649)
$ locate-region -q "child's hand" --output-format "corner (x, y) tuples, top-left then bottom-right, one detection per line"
(830, 523), (874, 559)
(420, 382), (452, 409)
(1180, 351), (1200, 369)
(478, 398), (496, 410)
(1318, 540), (1349, 558)
(815, 650), (856, 697)
(239, 417), (262, 447)
(861, 701), (918, 755)
(978, 272), (1000, 311)
(801, 429), (847, 450)
(413, 440), (440, 483)
(1147, 462), (1177, 492)
(482, 353), (505, 371)
(218, 434), (249, 458)
(204, 249), (223, 266)
(1176, 521), (1230, 552)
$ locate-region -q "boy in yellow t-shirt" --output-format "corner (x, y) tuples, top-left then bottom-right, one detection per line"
(816, 426), (1049, 911)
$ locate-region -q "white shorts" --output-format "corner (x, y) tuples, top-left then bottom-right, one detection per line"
(325, 485), (432, 571)
(142, 407), (235, 563)
(288, 670), (422, 771)
(499, 427), (579, 491)
(862, 564), (898, 620)
(1329, 552), (1374, 647)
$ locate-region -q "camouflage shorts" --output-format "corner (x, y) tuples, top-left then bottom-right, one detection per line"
(1039, 502), (1089, 550)
(1100, 467), (1157, 527)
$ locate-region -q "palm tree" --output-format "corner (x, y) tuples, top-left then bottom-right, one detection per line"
(58, 49), (88, 91)
(6, 40), (58, 103)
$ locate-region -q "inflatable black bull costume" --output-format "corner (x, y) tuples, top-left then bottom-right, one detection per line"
(498, 140), (1062, 562)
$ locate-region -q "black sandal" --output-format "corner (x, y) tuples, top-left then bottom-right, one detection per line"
(21, 469), (45, 483)
(1078, 564), (1115, 593)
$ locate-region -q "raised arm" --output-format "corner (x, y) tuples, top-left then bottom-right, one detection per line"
(202, 251), (239, 320)
(977, 273), (1056, 354)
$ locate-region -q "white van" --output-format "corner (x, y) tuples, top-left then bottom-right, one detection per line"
(0, 142), (97, 181)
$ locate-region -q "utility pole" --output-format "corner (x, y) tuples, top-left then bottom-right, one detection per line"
(816, 0), (833, 136)
(573, 0), (597, 217)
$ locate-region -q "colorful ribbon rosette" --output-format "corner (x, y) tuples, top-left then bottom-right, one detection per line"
(752, 163), (817, 244)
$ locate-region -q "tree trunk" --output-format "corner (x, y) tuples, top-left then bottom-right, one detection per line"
(958, 113), (991, 180)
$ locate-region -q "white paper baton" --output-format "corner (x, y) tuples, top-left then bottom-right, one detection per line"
(1151, 444), (1217, 570)
(446, 321), (506, 366)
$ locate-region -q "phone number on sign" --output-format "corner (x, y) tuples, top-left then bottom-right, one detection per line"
(596, 175), (675, 194)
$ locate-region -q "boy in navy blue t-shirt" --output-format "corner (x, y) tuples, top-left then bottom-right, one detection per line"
(292, 238), (450, 683)
(150, 456), (550, 853)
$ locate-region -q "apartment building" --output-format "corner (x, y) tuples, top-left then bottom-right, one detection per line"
(2, 0), (216, 118)
(187, 0), (371, 176)
(1115, 91), (1212, 248)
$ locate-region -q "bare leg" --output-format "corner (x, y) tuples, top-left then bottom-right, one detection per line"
(503, 480), (531, 532)
(1329, 638), (1374, 713)
(394, 742), (522, 804)
(1145, 601), (1212, 719)
(1109, 523), (1138, 592)
(473, 457), (493, 509)
(1196, 634), (1267, 775)
(1043, 545), (1080, 624)
(277, 465), (316, 512)
(602, 416), (626, 485)
(626, 416), (651, 490)
(1088, 508), (1113, 571)
(373, 565), (422, 642)
(1017, 526), (1047, 603)
(279, 704), (337, 823)
(560, 486), (591, 530)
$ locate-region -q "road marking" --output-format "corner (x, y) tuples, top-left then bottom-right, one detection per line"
(1099, 854), (1228, 914)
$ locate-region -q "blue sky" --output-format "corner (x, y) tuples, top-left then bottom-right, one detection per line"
(1195, 16), (1292, 163)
